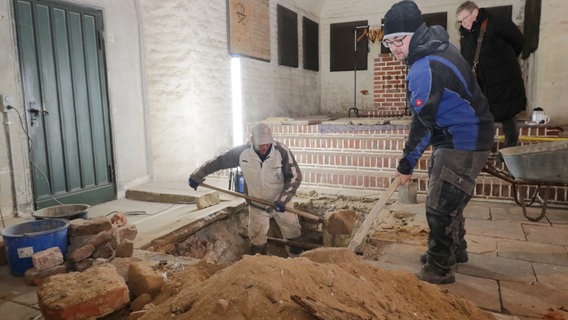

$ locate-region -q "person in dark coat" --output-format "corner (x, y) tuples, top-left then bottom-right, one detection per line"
(457, 1), (527, 148)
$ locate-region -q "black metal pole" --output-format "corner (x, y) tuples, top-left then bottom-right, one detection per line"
(349, 25), (369, 118)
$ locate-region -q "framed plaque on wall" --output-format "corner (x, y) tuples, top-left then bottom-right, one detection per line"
(227, 0), (271, 61)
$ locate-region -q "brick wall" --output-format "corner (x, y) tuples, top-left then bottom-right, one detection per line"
(373, 54), (408, 117)
(263, 123), (568, 206)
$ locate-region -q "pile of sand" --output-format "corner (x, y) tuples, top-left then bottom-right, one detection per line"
(141, 247), (494, 320)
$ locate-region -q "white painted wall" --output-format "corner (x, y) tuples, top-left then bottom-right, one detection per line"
(240, 0), (323, 122)
(138, 0), (324, 181)
(0, 0), (32, 215)
(532, 0), (568, 122)
(137, 0), (233, 182)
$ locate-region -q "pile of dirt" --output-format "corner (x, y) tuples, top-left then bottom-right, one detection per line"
(141, 247), (494, 320)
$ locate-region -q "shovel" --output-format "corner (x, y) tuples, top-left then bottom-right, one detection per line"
(200, 182), (324, 223)
(347, 176), (401, 251)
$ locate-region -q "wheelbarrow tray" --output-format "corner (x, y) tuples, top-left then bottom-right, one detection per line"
(499, 141), (568, 184)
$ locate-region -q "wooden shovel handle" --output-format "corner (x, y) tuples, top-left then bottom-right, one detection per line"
(200, 182), (324, 222)
(347, 177), (401, 251)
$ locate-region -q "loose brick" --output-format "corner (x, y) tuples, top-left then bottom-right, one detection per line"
(71, 258), (93, 272)
(32, 247), (64, 272)
(130, 293), (152, 311)
(116, 239), (134, 258)
(24, 264), (67, 286)
(109, 225), (120, 249)
(68, 218), (112, 236)
(67, 243), (95, 262)
(68, 234), (95, 252)
(92, 242), (115, 260)
(195, 192), (220, 209)
(37, 263), (129, 320)
(89, 230), (112, 247)
(111, 257), (141, 282)
(118, 224), (138, 242)
(109, 212), (128, 227)
(128, 310), (149, 320)
(128, 261), (165, 298)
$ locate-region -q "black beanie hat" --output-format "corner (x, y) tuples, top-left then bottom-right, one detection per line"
(383, 1), (424, 40)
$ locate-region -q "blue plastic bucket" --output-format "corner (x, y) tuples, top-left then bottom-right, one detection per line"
(1, 218), (70, 276)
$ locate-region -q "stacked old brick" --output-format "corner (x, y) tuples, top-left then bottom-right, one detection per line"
(67, 212), (137, 271)
(23, 212), (137, 286)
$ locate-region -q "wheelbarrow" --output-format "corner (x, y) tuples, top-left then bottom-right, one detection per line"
(483, 140), (568, 221)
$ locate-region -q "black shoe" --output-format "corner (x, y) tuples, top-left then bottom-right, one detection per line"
(416, 264), (455, 284)
(420, 251), (468, 264)
(289, 246), (304, 255)
(287, 237), (305, 256)
(250, 244), (267, 255)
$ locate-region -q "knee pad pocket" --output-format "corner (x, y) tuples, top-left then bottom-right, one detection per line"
(428, 166), (473, 214)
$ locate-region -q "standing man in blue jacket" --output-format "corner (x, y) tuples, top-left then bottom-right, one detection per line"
(189, 122), (303, 256)
(382, 1), (494, 284)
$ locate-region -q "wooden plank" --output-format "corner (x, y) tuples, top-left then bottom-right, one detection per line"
(347, 177), (401, 251)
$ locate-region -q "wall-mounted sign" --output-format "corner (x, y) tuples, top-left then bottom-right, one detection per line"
(227, 0), (270, 62)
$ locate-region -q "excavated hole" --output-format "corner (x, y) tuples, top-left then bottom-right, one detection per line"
(144, 190), (382, 264)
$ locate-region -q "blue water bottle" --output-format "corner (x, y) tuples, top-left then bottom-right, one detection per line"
(234, 168), (245, 193)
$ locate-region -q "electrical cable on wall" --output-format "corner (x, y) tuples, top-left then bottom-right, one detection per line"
(5, 105), (63, 206)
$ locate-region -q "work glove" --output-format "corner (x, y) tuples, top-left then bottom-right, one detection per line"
(188, 177), (199, 191)
(274, 200), (286, 213)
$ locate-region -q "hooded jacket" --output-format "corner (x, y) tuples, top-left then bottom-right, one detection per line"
(459, 8), (526, 122)
(397, 23), (494, 175)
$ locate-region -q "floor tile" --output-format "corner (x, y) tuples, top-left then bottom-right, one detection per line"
(457, 254), (536, 283)
(500, 280), (568, 318)
(467, 219), (526, 240)
(532, 262), (568, 292)
(522, 223), (568, 246)
(497, 238), (568, 267)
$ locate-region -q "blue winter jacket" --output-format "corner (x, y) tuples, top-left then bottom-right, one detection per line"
(397, 24), (495, 175)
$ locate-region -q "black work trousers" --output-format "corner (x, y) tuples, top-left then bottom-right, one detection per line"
(424, 148), (490, 273)
(501, 118), (519, 148)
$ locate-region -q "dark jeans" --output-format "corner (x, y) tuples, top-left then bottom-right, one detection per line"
(424, 148), (490, 272)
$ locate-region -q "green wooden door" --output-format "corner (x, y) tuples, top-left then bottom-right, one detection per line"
(14, 0), (115, 209)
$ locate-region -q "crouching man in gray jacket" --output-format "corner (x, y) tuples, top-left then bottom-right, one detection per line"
(189, 122), (303, 256)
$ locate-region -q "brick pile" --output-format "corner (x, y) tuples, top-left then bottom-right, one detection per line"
(66, 212), (137, 272)
(23, 212), (138, 286)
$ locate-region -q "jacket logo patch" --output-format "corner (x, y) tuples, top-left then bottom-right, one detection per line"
(415, 99), (423, 106)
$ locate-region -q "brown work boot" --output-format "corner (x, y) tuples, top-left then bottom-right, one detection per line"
(416, 263), (455, 284)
